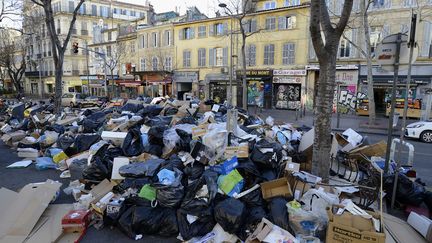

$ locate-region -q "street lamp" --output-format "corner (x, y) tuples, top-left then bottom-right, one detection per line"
(219, 3), (234, 107)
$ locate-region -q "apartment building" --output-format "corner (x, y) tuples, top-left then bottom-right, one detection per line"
(23, 0), (152, 97)
(174, 0), (309, 107)
(310, 0), (432, 117)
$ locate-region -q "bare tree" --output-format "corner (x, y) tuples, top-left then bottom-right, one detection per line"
(29, 0), (85, 111)
(0, 0), (22, 24)
(309, 0), (353, 180)
(218, 0), (261, 109)
(0, 30), (26, 96)
(102, 41), (127, 98)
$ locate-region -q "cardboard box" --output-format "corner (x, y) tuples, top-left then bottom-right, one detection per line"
(246, 218), (298, 243)
(286, 172), (312, 200)
(111, 157), (130, 180)
(101, 131), (128, 146)
(326, 209), (385, 243)
(384, 212), (428, 243)
(260, 178), (292, 200)
(61, 210), (91, 233)
(349, 140), (387, 157)
(89, 179), (115, 205)
(285, 162), (300, 173)
(407, 211), (432, 242)
(192, 124), (208, 139)
(224, 145), (249, 159)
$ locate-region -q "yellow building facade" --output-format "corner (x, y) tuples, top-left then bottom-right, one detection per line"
(173, 3), (310, 108)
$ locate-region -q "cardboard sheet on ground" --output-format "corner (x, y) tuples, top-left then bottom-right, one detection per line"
(384, 212), (427, 243)
(7, 160), (32, 168)
(0, 180), (62, 243)
(24, 204), (73, 243)
(111, 157), (130, 180)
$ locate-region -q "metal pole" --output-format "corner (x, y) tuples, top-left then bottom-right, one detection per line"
(228, 17), (233, 106)
(384, 33), (402, 174)
(336, 83), (341, 128)
(103, 55), (108, 96)
(85, 40), (90, 95)
(38, 60), (42, 98)
(391, 13), (417, 209)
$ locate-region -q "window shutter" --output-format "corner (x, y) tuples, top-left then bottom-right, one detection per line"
(170, 30), (173, 46)
(291, 16), (297, 28)
(385, 0), (391, 8)
(242, 20), (249, 33)
(145, 33), (148, 48)
(421, 22), (431, 57)
(190, 27), (195, 39)
(351, 29), (357, 57)
(209, 48), (215, 66)
(382, 24), (390, 38)
(278, 16), (286, 30)
(209, 24), (214, 36)
(179, 29), (183, 40)
(251, 19), (257, 32)
(183, 51), (187, 67)
(223, 47), (228, 66)
(251, 44), (256, 66)
(223, 22), (229, 35)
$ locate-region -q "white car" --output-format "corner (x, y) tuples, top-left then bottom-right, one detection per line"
(405, 121), (432, 143)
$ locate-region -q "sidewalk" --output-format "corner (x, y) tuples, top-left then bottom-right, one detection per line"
(254, 109), (420, 136)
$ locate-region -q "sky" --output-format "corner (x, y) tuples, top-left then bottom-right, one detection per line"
(120, 0), (218, 17)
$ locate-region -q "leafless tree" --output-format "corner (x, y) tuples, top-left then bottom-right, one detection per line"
(29, 0), (85, 111)
(0, 0), (22, 24)
(102, 41), (127, 98)
(218, 0), (262, 109)
(309, 0), (353, 180)
(0, 30), (26, 96)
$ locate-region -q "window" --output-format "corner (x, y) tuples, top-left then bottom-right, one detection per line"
(339, 31), (351, 58)
(140, 12), (145, 18)
(421, 21), (432, 57)
(264, 1), (277, 9)
(164, 57), (172, 71)
(52, 2), (61, 13)
(284, 0), (300, 6)
(130, 42), (135, 52)
(246, 44), (256, 66)
(68, 1), (74, 13)
(265, 17), (276, 30)
(198, 48), (206, 67)
(216, 47), (224, 66)
(164, 30), (171, 46)
(100, 6), (109, 18)
(198, 26), (206, 37)
(140, 58), (146, 71)
(279, 16), (297, 30)
(264, 44), (275, 65)
(181, 27), (194, 40)
(108, 31), (112, 41)
(130, 11), (136, 17)
(283, 43), (295, 65)
(243, 19), (257, 33)
(214, 23), (225, 36)
(152, 32), (158, 47)
(370, 26), (382, 55)
(91, 5), (97, 16)
(106, 46), (112, 56)
(139, 34), (146, 48)
(372, 0), (390, 9)
(183, 50), (191, 67)
(209, 47), (227, 66)
(113, 8), (118, 14)
(152, 57), (158, 71)
(79, 3), (86, 15)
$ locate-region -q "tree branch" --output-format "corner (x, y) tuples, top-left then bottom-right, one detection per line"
(336, 0), (354, 34)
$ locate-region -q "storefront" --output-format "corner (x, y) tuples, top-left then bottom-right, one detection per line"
(134, 71), (172, 98)
(81, 75), (106, 96)
(358, 64), (432, 118)
(236, 69), (273, 109)
(173, 71), (198, 100)
(272, 69), (306, 110)
(67, 80), (83, 93)
(204, 73), (232, 104)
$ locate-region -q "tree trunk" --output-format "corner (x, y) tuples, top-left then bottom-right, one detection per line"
(111, 70), (115, 98)
(312, 50), (337, 181)
(241, 36), (247, 110)
(54, 57), (64, 113)
(361, 0), (376, 126)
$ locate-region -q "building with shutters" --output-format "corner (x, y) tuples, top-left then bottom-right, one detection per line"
(307, 0), (432, 118)
(23, 0), (152, 98)
(173, 1), (310, 105)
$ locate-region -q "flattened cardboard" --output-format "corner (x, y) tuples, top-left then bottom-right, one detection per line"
(192, 124), (208, 139)
(89, 179), (115, 204)
(299, 128), (314, 152)
(407, 211), (432, 242)
(24, 204), (73, 243)
(0, 180), (62, 243)
(384, 213), (427, 243)
(101, 131), (128, 147)
(111, 157), (130, 180)
(349, 140), (387, 157)
(224, 145), (249, 159)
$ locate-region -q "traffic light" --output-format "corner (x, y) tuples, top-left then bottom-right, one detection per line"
(72, 42), (79, 54)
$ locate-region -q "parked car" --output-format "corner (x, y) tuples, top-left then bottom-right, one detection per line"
(405, 121), (432, 143)
(108, 97), (126, 107)
(61, 93), (84, 108)
(81, 96), (103, 107)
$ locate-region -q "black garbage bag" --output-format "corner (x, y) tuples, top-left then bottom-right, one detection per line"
(184, 163), (205, 181)
(261, 169), (278, 181)
(143, 144), (163, 157)
(119, 159), (164, 178)
(384, 173), (426, 206)
(240, 187), (263, 207)
(108, 196), (148, 229)
(74, 134), (101, 153)
(164, 107), (178, 116)
(144, 116), (172, 127)
(17, 142), (40, 150)
(81, 119), (103, 133)
(176, 129), (192, 152)
(181, 170), (218, 210)
(82, 155), (112, 181)
(11, 103), (25, 121)
(148, 125), (169, 145)
(250, 139), (283, 169)
(244, 115), (263, 126)
(122, 128), (144, 157)
(132, 206), (178, 236)
(69, 159), (88, 180)
(214, 198), (247, 234)
(424, 191), (432, 212)
(237, 159), (262, 187)
(117, 207), (136, 239)
(177, 116), (197, 125)
(46, 124), (65, 134)
(57, 134), (75, 151)
(113, 178), (153, 194)
(122, 103), (144, 113)
(161, 155), (184, 171)
(268, 197), (290, 231)
(237, 206), (267, 241)
(137, 105), (163, 117)
(153, 168), (184, 208)
(177, 207), (216, 241)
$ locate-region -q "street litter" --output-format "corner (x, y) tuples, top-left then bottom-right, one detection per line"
(0, 98), (430, 242)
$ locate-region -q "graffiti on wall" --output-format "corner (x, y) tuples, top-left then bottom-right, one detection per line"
(333, 84), (367, 114)
(275, 84), (301, 109)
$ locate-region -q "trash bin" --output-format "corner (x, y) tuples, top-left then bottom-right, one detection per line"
(393, 112), (400, 128)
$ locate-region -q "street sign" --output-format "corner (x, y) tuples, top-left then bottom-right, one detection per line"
(376, 33), (418, 72)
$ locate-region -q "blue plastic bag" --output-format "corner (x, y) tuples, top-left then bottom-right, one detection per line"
(35, 157), (57, 170)
(157, 169), (176, 185)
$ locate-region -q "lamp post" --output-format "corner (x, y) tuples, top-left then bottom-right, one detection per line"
(219, 3), (233, 107)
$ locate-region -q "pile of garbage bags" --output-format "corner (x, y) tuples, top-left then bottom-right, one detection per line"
(0, 98), (427, 242)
